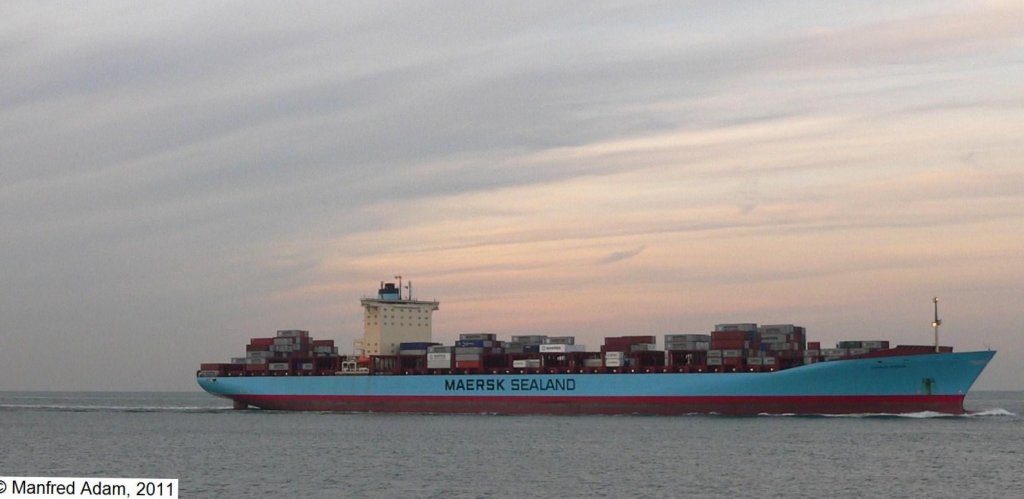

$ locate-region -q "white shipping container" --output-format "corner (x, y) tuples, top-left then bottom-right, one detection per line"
(604, 359), (623, 367)
(511, 335), (548, 345)
(747, 357), (764, 365)
(268, 363), (288, 371)
(763, 357), (777, 365)
(862, 341), (886, 349)
(582, 358), (603, 367)
(301, 363), (313, 370)
(848, 348), (870, 356)
(427, 353), (452, 361)
(804, 350), (820, 356)
(455, 354), (482, 361)
(230, 357), (246, 364)
(273, 338), (292, 346)
(427, 360), (452, 369)
(821, 348), (848, 357)
(706, 358), (723, 365)
(604, 351), (623, 359)
(245, 358), (267, 365)
(722, 349), (743, 358)
(706, 350), (723, 358)
(540, 344), (586, 353)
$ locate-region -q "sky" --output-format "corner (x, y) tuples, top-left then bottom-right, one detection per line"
(2, 1), (1022, 391)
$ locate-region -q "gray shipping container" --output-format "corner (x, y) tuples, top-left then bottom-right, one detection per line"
(268, 363), (288, 371)
(543, 336), (575, 345)
(459, 333), (497, 341)
(664, 334), (711, 342)
(715, 323), (758, 332)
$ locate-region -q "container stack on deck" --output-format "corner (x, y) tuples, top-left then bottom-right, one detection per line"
(198, 330), (341, 377)
(199, 324), (933, 377)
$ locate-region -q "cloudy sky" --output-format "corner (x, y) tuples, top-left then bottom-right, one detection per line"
(2, 1), (1021, 391)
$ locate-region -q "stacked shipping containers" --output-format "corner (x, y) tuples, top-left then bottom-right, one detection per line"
(202, 322), (911, 378)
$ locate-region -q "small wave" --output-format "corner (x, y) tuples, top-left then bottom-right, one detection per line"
(966, 408), (1016, 417)
(756, 409), (1017, 419)
(0, 403), (233, 414)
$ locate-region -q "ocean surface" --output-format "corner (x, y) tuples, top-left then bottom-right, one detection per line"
(0, 391), (1020, 498)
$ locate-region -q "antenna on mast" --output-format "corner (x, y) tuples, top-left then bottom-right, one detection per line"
(932, 297), (941, 353)
(394, 275), (403, 300)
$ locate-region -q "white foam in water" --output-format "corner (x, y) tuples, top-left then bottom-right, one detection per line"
(0, 403), (233, 413)
(965, 408), (1016, 417)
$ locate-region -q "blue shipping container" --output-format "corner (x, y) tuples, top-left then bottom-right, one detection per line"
(399, 342), (440, 350)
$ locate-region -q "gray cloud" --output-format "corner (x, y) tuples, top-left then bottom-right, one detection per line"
(599, 245), (647, 264)
(0, 1), (1021, 390)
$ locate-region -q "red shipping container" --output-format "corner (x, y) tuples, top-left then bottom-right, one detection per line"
(711, 331), (750, 341)
(710, 339), (747, 350)
(455, 361), (482, 369)
(246, 344), (270, 352)
(807, 341), (820, 350)
(250, 338), (274, 347)
(312, 340), (335, 347)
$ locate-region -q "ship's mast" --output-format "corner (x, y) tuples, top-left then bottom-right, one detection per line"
(932, 297), (941, 352)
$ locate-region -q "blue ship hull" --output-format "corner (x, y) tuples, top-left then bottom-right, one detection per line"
(197, 351), (994, 415)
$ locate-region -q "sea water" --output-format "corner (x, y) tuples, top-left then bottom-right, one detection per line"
(0, 391), (1020, 498)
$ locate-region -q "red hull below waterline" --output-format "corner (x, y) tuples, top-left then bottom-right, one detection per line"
(227, 394), (967, 415)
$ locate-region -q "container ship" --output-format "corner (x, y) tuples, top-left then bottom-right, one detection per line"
(196, 280), (994, 415)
